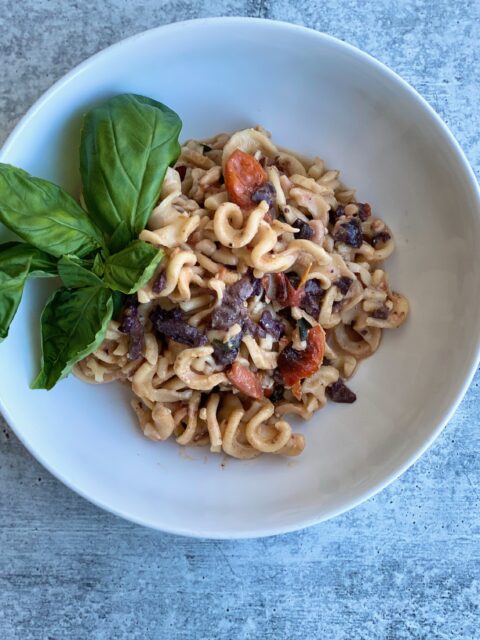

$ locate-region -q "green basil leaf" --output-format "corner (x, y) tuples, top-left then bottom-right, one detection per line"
(0, 163), (105, 257)
(108, 220), (131, 254)
(80, 93), (182, 246)
(58, 254), (104, 288)
(0, 243), (58, 340)
(92, 253), (105, 277)
(103, 240), (164, 294)
(0, 251), (30, 340)
(32, 286), (113, 390)
(0, 241), (19, 252)
(111, 291), (126, 320)
(0, 242), (58, 278)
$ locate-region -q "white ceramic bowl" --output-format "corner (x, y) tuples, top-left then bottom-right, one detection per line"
(1, 18), (479, 538)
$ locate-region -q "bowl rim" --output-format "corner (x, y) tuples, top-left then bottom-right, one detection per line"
(1, 16), (480, 539)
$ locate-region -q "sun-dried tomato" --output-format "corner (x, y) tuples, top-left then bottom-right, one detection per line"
(278, 325), (326, 387)
(226, 361), (264, 400)
(224, 149), (267, 208)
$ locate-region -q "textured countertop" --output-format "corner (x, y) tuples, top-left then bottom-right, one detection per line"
(1, 2), (479, 639)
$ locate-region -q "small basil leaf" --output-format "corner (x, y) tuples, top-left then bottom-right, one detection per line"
(297, 317), (311, 342)
(31, 286), (113, 390)
(80, 93), (182, 246)
(103, 240), (164, 294)
(58, 254), (104, 288)
(0, 243), (58, 340)
(0, 163), (105, 257)
(213, 333), (242, 352)
(92, 253), (105, 278)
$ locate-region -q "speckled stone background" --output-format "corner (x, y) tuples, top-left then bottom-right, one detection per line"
(1, 2), (479, 639)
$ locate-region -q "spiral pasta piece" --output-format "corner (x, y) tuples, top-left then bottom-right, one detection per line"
(214, 200), (269, 248)
(174, 346), (227, 390)
(245, 401), (292, 453)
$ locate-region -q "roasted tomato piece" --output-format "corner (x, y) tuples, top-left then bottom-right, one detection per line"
(278, 325), (326, 387)
(226, 361), (264, 400)
(224, 149), (267, 208)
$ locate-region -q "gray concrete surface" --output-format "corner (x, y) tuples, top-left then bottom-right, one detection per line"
(1, 1), (479, 639)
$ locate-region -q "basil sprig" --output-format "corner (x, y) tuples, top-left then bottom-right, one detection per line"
(0, 93), (181, 388)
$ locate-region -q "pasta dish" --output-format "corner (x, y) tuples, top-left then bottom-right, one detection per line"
(74, 126), (409, 459)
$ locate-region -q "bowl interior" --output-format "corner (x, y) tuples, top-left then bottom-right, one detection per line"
(1, 19), (479, 537)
